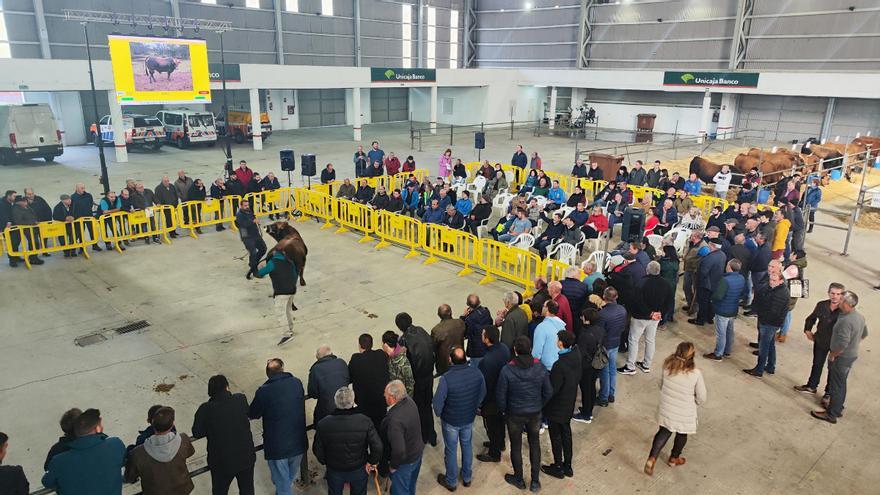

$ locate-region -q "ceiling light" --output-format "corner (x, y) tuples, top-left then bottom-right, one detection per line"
(524, 2), (533, 8)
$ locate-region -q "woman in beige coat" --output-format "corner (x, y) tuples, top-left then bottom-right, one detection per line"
(644, 341), (707, 475)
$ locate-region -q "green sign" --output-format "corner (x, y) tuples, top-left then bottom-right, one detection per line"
(371, 67), (436, 83)
(209, 63), (241, 82)
(663, 71), (759, 88)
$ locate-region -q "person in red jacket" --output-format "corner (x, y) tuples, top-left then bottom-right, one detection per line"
(384, 152), (401, 176)
(583, 206), (608, 239)
(234, 160), (254, 190)
(644, 208), (660, 236)
(548, 281), (573, 334)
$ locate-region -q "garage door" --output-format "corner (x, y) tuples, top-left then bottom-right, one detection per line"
(370, 88), (409, 123)
(830, 98), (880, 141)
(298, 89), (346, 128)
(736, 94), (826, 142)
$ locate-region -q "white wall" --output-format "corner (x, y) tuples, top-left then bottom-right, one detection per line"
(586, 101), (706, 136)
(266, 89), (300, 130)
(345, 88), (372, 126)
(437, 87), (488, 125)
(409, 87), (430, 123)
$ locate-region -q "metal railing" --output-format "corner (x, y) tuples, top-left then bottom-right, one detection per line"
(409, 119), (541, 152)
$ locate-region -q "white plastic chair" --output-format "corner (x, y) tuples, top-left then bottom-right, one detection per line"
(467, 176), (487, 199)
(557, 206), (574, 219)
(587, 250), (608, 272)
(493, 192), (514, 216)
(584, 229), (607, 254)
(647, 234), (663, 252)
(508, 233), (535, 250)
(476, 218), (490, 239)
(548, 242), (578, 266)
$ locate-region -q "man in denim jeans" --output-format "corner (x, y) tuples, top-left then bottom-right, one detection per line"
(432, 347), (486, 491)
(744, 268), (790, 377)
(704, 260), (746, 361)
(596, 287), (627, 406)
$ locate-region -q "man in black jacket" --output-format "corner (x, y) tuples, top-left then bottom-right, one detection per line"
(542, 331), (582, 479)
(24, 187), (52, 221)
(476, 326), (511, 463)
(396, 313), (437, 446)
(744, 267), (790, 377)
(191, 375), (256, 495)
(381, 380), (425, 495)
(53, 194), (78, 257)
(560, 267), (589, 333)
(497, 336), (553, 492)
(574, 308), (605, 423)
(235, 200), (266, 278)
(0, 432), (29, 495)
(348, 334), (390, 430)
(308, 345), (351, 424)
(70, 183), (102, 253)
(314, 386), (383, 495)
(154, 176), (180, 238)
(248, 358), (307, 495)
(321, 164), (336, 184)
(620, 261), (672, 375)
(794, 283), (844, 397)
(461, 294), (493, 368)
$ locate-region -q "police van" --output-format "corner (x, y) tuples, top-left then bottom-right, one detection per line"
(0, 103), (64, 164)
(90, 114), (165, 151)
(155, 110), (218, 149)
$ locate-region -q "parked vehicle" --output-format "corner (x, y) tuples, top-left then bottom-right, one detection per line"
(89, 114), (165, 151)
(216, 109), (272, 144)
(155, 109), (217, 149)
(0, 103), (63, 164)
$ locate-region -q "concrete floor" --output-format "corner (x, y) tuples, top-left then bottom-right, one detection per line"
(1, 123), (879, 494)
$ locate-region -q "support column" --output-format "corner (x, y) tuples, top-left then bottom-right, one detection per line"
(417, 0), (425, 68)
(32, 0), (52, 59)
(108, 90), (128, 163)
(352, 88), (362, 141)
(716, 93), (738, 140)
(249, 88), (263, 151)
(353, 0), (362, 67)
(819, 97), (836, 143)
(698, 89), (712, 144)
(273, 0), (285, 64)
(463, 0), (476, 68)
(430, 85), (438, 134)
(548, 86), (558, 130)
(170, 0), (182, 36)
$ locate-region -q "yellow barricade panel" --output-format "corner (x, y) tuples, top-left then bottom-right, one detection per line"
(477, 238), (541, 296)
(178, 197), (238, 236)
(421, 223), (478, 276)
(543, 258), (571, 283)
(245, 188), (293, 219)
(4, 217), (100, 268)
(375, 211), (422, 258)
(100, 205), (178, 248)
(692, 196), (729, 217)
(334, 198), (377, 242)
(294, 188), (335, 229)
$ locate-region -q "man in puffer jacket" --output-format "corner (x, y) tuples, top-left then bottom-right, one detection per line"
(744, 265), (790, 377)
(125, 407), (195, 495)
(705, 259), (746, 361)
(497, 336), (553, 492)
(461, 294), (494, 368)
(619, 261), (672, 375)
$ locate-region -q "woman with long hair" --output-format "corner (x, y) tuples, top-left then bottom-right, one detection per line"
(438, 148), (453, 178)
(644, 341), (707, 476)
(520, 169), (539, 194)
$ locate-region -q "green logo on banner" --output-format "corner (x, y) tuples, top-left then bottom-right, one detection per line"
(384, 69), (395, 79)
(663, 71), (759, 88)
(681, 73), (695, 84)
(371, 67), (436, 83)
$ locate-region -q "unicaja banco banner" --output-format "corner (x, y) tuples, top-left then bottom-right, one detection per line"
(663, 71), (760, 88)
(371, 67), (436, 83)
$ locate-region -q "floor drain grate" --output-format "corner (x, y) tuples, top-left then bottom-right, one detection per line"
(113, 320), (151, 334)
(75, 334), (108, 347)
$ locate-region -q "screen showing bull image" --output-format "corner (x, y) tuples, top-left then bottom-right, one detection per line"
(108, 35), (211, 105)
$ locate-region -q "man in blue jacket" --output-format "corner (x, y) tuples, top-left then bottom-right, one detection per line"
(497, 336), (553, 492)
(705, 259), (746, 361)
(596, 287), (627, 407)
(401, 182), (420, 217)
(690, 238), (726, 326)
(433, 348), (486, 491)
(367, 141), (385, 170)
(42, 409), (126, 495)
(511, 145), (528, 168)
(421, 198), (444, 224)
(248, 358), (307, 495)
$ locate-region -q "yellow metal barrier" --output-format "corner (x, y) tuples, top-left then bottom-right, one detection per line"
(477, 239), (541, 297)
(178, 197), (239, 238)
(543, 257), (572, 283)
(375, 210), (423, 259)
(293, 188), (336, 230)
(246, 188), (293, 219)
(99, 205), (178, 250)
(4, 217), (100, 269)
(310, 183), (333, 196)
(334, 198), (377, 243)
(691, 195), (729, 217)
(422, 223), (478, 276)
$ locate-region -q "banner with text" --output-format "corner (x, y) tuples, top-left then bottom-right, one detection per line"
(209, 63), (241, 83)
(371, 67), (436, 83)
(663, 71), (760, 88)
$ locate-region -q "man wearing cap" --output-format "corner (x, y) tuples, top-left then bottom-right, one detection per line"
(690, 237), (725, 326)
(11, 195), (44, 265)
(53, 194), (77, 258)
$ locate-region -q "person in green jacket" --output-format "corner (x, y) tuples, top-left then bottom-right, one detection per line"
(659, 244), (680, 325)
(382, 331), (415, 395)
(254, 251), (299, 346)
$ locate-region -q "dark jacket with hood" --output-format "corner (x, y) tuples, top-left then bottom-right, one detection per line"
(314, 409), (383, 472)
(44, 434), (76, 471)
(349, 349), (390, 425)
(496, 355), (553, 416)
(191, 391), (256, 476)
(544, 347), (583, 422)
(462, 305), (494, 359)
(308, 355), (351, 424)
(248, 372), (308, 460)
(41, 433), (127, 495)
(124, 432), (195, 495)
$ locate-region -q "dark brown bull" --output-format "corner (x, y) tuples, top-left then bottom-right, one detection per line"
(144, 56), (181, 83)
(688, 156), (739, 186)
(265, 221), (309, 288)
(803, 143), (844, 171)
(852, 136), (880, 159)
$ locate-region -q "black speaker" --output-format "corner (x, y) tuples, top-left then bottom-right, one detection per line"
(280, 149), (295, 171)
(475, 131), (486, 149)
(621, 207), (645, 243)
(301, 154), (316, 177)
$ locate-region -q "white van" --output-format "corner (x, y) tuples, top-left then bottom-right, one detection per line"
(0, 103), (64, 164)
(90, 114), (165, 150)
(155, 110), (218, 148)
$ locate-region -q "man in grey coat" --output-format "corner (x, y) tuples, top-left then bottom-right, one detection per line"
(498, 292), (529, 349)
(812, 291), (868, 424)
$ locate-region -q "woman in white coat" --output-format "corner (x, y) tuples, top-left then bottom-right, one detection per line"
(644, 341), (707, 475)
